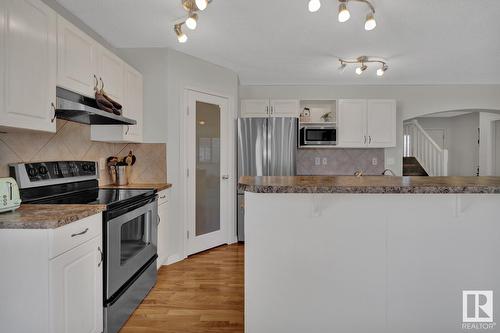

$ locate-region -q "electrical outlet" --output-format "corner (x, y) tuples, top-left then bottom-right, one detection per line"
(372, 158), (378, 166)
(99, 158), (106, 171)
(322, 157), (328, 165)
(315, 157), (321, 166)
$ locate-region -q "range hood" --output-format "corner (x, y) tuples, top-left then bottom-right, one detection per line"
(55, 87), (136, 125)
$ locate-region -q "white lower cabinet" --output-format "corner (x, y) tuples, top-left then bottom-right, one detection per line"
(157, 189), (169, 269)
(0, 213), (103, 333)
(50, 235), (103, 333)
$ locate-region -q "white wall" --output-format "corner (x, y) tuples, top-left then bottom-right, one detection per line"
(120, 48), (239, 264)
(416, 113), (479, 176)
(496, 121), (500, 176)
(240, 85), (500, 175)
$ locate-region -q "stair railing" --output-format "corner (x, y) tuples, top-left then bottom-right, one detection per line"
(403, 120), (448, 176)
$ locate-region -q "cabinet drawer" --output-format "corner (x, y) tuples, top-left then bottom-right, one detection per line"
(49, 213), (102, 259)
(157, 190), (168, 206)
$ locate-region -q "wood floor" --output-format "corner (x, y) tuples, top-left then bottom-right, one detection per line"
(120, 244), (244, 333)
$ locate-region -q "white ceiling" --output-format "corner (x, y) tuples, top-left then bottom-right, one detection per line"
(55, 0), (500, 85)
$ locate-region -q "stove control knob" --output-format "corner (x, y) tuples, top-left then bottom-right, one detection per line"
(39, 165), (48, 175)
(82, 164), (89, 171)
(27, 167), (38, 177)
(89, 164), (96, 172)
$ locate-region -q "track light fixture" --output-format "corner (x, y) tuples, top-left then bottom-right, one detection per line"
(338, 56), (388, 77)
(308, 0), (377, 31)
(174, 0), (212, 43)
(174, 24), (187, 43)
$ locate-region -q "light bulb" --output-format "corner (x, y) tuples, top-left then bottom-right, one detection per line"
(308, 0), (321, 13)
(356, 64), (367, 75)
(377, 64), (388, 76)
(195, 0), (208, 11)
(175, 24), (188, 43)
(338, 3), (350, 23)
(364, 12), (377, 31)
(186, 13), (198, 30)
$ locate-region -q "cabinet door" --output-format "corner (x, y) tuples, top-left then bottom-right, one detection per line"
(157, 199), (168, 269)
(57, 16), (98, 98)
(241, 99), (269, 118)
(123, 64), (143, 142)
(367, 100), (396, 147)
(0, 0), (56, 132)
(98, 46), (124, 104)
(50, 236), (103, 333)
(270, 100), (300, 117)
(337, 99), (367, 147)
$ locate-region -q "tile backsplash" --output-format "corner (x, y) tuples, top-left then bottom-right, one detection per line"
(297, 148), (385, 176)
(0, 120), (166, 185)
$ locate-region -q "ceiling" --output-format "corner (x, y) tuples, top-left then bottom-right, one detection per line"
(55, 0), (500, 85)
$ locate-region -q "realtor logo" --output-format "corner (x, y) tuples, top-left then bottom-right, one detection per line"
(463, 291), (493, 323)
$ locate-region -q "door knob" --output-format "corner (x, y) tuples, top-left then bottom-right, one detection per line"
(222, 175), (229, 180)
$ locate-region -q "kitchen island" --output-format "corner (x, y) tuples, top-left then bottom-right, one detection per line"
(239, 176), (500, 333)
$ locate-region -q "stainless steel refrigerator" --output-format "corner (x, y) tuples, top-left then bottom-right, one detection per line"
(237, 117), (297, 241)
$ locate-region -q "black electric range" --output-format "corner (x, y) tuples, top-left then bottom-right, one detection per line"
(9, 161), (159, 333)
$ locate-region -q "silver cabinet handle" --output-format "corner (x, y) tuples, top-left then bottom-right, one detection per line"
(157, 215), (161, 226)
(93, 75), (99, 91)
(71, 228), (89, 237)
(270, 106), (274, 115)
(159, 195), (166, 199)
(99, 77), (105, 91)
(51, 103), (56, 123)
(364, 136), (367, 144)
(265, 106), (269, 115)
(222, 175), (229, 180)
(125, 125), (130, 135)
(98, 246), (103, 267)
(369, 136), (372, 144)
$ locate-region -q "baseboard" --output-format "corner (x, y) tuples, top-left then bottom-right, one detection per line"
(165, 253), (184, 265)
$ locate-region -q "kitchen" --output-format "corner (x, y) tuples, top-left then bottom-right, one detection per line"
(1, 1), (500, 333)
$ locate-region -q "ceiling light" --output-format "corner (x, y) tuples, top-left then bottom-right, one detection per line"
(185, 13), (198, 30)
(174, 24), (187, 43)
(364, 12), (377, 31)
(339, 56), (388, 77)
(377, 64), (388, 76)
(195, 0), (208, 11)
(308, 0), (321, 12)
(338, 2), (350, 22)
(355, 64), (367, 75)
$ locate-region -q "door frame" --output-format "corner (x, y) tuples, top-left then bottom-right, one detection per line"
(180, 87), (236, 257)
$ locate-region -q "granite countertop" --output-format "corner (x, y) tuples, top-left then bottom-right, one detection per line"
(100, 183), (172, 191)
(239, 176), (500, 194)
(0, 204), (107, 230)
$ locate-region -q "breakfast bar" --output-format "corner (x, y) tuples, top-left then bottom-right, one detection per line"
(239, 176), (500, 333)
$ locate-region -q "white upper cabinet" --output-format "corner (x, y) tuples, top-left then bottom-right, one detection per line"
(241, 99), (299, 118)
(97, 45), (124, 104)
(338, 99), (396, 148)
(0, 0), (57, 132)
(366, 100), (396, 147)
(270, 100), (300, 117)
(241, 99), (270, 117)
(57, 16), (98, 98)
(91, 63), (144, 142)
(338, 99), (368, 147)
(122, 64), (144, 141)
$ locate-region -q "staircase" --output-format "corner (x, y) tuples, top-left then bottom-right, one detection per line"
(403, 157), (428, 176)
(403, 120), (448, 176)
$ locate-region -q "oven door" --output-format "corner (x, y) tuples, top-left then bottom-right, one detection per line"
(106, 198), (158, 299)
(303, 127), (337, 145)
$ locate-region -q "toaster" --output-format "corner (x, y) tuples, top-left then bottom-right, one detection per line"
(0, 177), (21, 213)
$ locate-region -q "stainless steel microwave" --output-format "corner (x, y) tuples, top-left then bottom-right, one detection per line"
(299, 124), (337, 146)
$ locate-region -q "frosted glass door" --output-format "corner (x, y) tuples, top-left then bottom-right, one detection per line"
(196, 101), (221, 236)
(187, 90), (229, 255)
